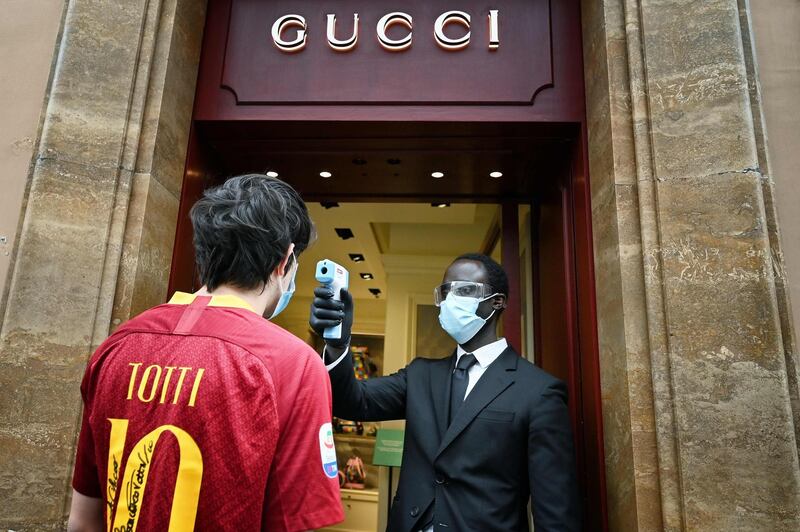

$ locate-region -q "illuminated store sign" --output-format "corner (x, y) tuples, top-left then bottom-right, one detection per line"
(223, 0), (551, 105)
(271, 10), (500, 53)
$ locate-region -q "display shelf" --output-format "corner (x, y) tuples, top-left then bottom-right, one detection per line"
(341, 487), (379, 499)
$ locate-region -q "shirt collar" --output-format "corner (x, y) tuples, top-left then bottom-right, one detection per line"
(168, 291), (257, 314)
(456, 338), (508, 369)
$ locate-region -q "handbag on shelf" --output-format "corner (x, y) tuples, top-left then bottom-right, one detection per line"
(342, 455), (366, 489)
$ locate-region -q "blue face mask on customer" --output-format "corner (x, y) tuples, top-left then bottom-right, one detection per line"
(438, 293), (498, 345)
(269, 257), (297, 320)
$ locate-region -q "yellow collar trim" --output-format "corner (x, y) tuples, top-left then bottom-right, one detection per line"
(168, 291), (257, 313)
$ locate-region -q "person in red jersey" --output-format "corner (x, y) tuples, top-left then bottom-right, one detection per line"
(67, 174), (344, 532)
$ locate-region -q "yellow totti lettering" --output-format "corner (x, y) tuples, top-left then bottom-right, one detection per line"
(172, 367), (192, 405)
(137, 365), (162, 403)
(127, 363), (143, 400)
(159, 366), (177, 404)
(187, 368), (205, 407)
(106, 420), (203, 532)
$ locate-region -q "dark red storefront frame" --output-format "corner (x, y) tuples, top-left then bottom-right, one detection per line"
(169, 0), (607, 528)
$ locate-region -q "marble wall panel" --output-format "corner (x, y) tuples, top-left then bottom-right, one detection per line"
(583, 0), (800, 529)
(38, 0), (150, 170)
(640, 0), (758, 179)
(656, 173), (800, 529)
(0, 0), (206, 528)
(112, 172), (179, 326)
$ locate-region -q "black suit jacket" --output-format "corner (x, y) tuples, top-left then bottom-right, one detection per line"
(329, 346), (581, 532)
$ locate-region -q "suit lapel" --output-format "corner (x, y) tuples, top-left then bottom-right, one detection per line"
(431, 351), (457, 441)
(435, 347), (519, 459)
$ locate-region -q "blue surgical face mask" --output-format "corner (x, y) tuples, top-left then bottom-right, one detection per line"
(269, 257), (297, 320)
(438, 293), (498, 345)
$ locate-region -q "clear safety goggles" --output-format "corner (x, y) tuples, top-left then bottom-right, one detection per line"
(433, 281), (500, 307)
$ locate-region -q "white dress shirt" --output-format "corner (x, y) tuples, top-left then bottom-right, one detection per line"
(453, 337), (508, 400)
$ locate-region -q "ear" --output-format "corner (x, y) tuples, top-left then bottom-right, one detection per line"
(492, 294), (507, 310)
(275, 243), (296, 277)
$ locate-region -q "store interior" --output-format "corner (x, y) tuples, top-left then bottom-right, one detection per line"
(167, 120), (587, 529)
(272, 201), (535, 531)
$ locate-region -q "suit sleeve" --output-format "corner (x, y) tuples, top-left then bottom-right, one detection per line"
(328, 349), (408, 421)
(528, 380), (582, 531)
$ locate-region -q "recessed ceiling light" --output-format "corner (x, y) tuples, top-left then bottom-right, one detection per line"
(352, 158), (367, 165)
(490, 171), (503, 178)
(360, 273), (374, 280)
(431, 202), (450, 208)
(387, 158), (401, 165)
(335, 228), (355, 240)
(266, 171), (279, 178)
(368, 288), (382, 298)
(349, 253), (365, 263)
(432, 171), (444, 179)
(320, 171), (332, 178)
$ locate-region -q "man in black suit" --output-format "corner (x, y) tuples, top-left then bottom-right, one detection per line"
(310, 253), (581, 531)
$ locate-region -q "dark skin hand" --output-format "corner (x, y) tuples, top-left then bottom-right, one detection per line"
(310, 259), (507, 358)
(443, 259), (507, 352)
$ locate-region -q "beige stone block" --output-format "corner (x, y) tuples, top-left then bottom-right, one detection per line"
(112, 172), (179, 326)
(0, 423), (76, 525)
(0, 346), (85, 425)
(38, 0), (153, 169)
(2, 159), (128, 346)
(655, 173), (800, 529)
(144, 0), (207, 198)
(3, 161), (128, 345)
(639, 0), (758, 178)
(595, 183), (667, 531)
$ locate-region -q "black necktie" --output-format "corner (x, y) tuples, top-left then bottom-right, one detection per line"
(449, 354), (478, 425)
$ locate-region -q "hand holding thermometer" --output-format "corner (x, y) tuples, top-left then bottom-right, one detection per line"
(315, 259), (350, 340)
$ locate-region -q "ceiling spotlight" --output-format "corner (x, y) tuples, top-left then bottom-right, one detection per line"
(335, 228), (355, 240)
(352, 158), (367, 165)
(431, 202), (450, 208)
(387, 158), (402, 165)
(431, 171), (444, 179)
(349, 253), (365, 263)
(320, 171), (333, 178)
(490, 171), (503, 178)
(368, 288), (382, 298)
(320, 201), (340, 209)
(266, 171), (279, 178)
(360, 273), (374, 280)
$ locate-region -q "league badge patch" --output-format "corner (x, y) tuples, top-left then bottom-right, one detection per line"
(319, 423), (338, 478)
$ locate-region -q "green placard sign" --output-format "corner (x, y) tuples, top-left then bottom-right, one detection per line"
(372, 428), (404, 467)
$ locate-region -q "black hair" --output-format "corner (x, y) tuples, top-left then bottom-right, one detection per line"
(453, 253), (509, 297)
(190, 174), (315, 291)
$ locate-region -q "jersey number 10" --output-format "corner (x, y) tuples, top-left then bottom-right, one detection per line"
(105, 418), (203, 531)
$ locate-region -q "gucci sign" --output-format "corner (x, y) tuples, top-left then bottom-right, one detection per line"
(271, 10), (501, 53)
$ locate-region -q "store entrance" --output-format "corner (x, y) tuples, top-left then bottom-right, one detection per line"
(168, 120), (604, 529)
(281, 200), (515, 532)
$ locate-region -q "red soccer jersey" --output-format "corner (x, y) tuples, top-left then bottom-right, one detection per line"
(72, 292), (344, 531)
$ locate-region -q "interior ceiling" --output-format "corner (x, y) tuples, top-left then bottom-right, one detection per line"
(295, 203), (498, 301)
(198, 121), (574, 202)
(195, 121), (568, 300)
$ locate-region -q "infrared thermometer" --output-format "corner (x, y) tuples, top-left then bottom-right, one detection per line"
(315, 259), (350, 340)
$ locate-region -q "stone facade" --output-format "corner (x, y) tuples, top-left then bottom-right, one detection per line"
(0, 0), (206, 529)
(0, 0), (799, 530)
(583, 0), (800, 529)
